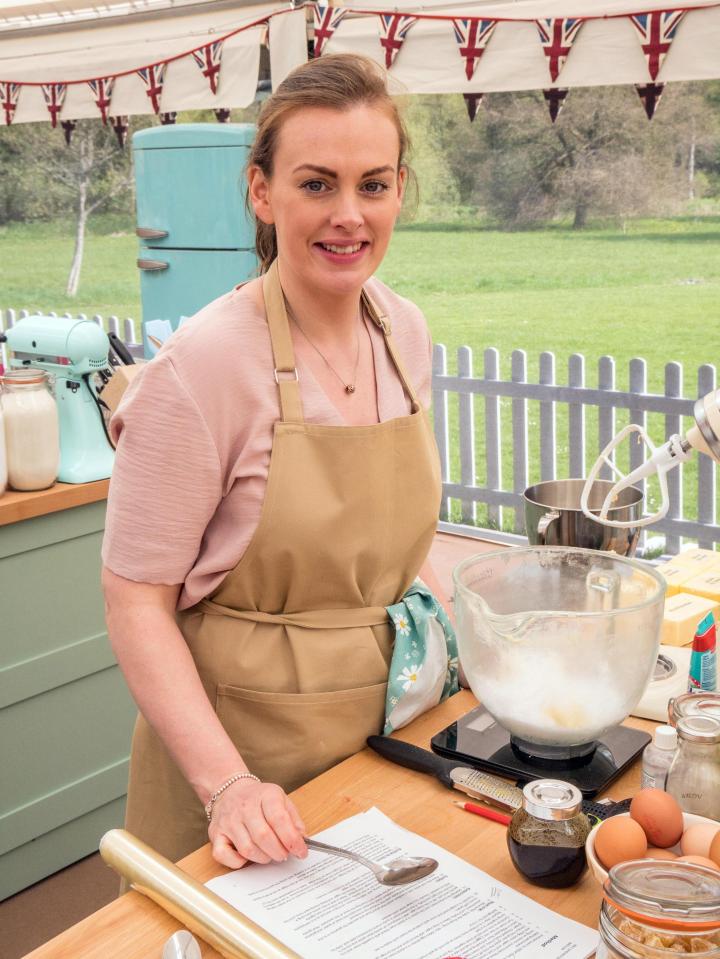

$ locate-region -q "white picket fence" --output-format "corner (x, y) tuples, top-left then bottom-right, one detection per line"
(3, 307), (718, 554)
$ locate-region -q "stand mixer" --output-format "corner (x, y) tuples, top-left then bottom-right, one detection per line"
(580, 388), (720, 529)
(1, 316), (115, 483)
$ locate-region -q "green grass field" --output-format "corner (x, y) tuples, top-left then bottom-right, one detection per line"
(3, 214), (719, 537)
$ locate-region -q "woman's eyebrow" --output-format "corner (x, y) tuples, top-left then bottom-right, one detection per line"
(292, 164), (395, 177)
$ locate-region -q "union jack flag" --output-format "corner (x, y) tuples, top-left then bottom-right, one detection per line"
(452, 18), (497, 81)
(463, 92), (484, 122)
(192, 41), (224, 95)
(313, 4), (347, 58)
(1, 82), (21, 125)
(535, 18), (583, 83)
(87, 77), (115, 125)
(137, 63), (167, 115)
(630, 11), (686, 81)
(378, 14), (417, 70)
(636, 82), (664, 120)
(543, 87), (568, 124)
(41, 83), (67, 128)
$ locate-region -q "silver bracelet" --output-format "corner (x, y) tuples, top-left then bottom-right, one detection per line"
(204, 772), (260, 822)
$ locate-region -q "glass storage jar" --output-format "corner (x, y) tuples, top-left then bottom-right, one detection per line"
(597, 860), (720, 959)
(0, 369), (59, 491)
(669, 692), (720, 726)
(665, 715), (720, 820)
(507, 780), (591, 888)
(0, 397), (7, 496)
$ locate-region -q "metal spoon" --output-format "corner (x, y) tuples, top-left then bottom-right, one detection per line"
(161, 930), (202, 959)
(305, 837), (438, 886)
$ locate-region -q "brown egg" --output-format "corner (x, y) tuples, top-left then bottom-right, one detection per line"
(680, 823), (720, 859)
(677, 854), (720, 871)
(711, 830), (720, 867)
(595, 816), (648, 870)
(645, 847), (678, 861)
(630, 790), (684, 848)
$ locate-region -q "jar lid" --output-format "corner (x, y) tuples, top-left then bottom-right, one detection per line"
(521, 780), (583, 820)
(676, 714), (720, 743)
(670, 692), (720, 726)
(605, 860), (720, 931)
(0, 368), (49, 386)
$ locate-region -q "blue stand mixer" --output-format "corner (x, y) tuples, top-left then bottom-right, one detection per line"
(2, 316), (115, 483)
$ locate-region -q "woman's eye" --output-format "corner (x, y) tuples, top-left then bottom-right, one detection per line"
(362, 180), (389, 195)
(301, 180), (327, 193)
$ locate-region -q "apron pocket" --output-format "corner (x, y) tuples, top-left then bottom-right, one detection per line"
(215, 682), (387, 794)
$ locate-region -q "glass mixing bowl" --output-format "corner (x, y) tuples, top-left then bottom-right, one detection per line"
(453, 547), (665, 755)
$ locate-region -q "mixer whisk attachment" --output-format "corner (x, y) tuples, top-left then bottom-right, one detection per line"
(581, 388), (720, 530)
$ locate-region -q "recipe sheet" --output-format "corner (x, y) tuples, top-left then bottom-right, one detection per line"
(206, 807), (599, 959)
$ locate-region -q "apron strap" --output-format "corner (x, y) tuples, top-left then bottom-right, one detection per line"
(199, 597), (389, 629)
(263, 259), (422, 420)
(361, 289), (422, 414)
(263, 260), (304, 423)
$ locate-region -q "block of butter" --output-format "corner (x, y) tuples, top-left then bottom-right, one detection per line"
(662, 591), (720, 646)
(681, 568), (720, 604)
(654, 561), (704, 597)
(669, 548), (720, 571)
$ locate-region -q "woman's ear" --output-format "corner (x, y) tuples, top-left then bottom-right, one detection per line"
(396, 165), (407, 204)
(247, 165), (274, 225)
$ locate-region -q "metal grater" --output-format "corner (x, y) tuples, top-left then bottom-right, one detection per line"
(450, 768), (523, 812)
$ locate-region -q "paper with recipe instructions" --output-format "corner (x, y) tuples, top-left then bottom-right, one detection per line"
(206, 807), (598, 959)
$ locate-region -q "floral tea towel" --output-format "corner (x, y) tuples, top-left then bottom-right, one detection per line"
(384, 581), (459, 734)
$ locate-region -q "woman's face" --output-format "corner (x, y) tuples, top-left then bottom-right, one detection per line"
(248, 104), (406, 298)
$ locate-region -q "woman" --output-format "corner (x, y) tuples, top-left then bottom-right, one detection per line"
(102, 53), (446, 873)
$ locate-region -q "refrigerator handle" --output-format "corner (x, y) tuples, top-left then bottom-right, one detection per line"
(136, 227), (169, 240)
(137, 258), (169, 272)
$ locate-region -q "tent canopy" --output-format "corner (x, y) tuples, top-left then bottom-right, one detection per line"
(1, 0), (719, 124)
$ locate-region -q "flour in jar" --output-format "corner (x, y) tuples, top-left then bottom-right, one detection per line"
(1, 372), (60, 491)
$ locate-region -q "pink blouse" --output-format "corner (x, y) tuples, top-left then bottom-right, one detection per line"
(101, 279), (433, 610)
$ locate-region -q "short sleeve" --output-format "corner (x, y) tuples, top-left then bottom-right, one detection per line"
(102, 355), (223, 585)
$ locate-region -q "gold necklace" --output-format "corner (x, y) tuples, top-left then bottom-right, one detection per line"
(287, 302), (362, 395)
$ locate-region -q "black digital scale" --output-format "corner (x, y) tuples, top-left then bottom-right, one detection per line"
(431, 705), (651, 799)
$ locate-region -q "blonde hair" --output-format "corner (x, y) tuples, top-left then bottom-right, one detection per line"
(247, 54), (411, 273)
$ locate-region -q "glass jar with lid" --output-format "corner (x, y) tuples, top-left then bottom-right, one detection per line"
(665, 715), (720, 820)
(507, 779), (591, 888)
(597, 859), (720, 958)
(0, 369), (59, 491)
(669, 692), (720, 726)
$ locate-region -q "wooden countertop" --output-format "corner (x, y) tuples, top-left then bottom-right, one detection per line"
(26, 691), (654, 958)
(0, 480), (109, 527)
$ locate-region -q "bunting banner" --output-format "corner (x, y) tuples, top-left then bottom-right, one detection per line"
(313, 4), (348, 57)
(136, 63), (167, 114)
(378, 14), (418, 69)
(630, 11), (687, 81)
(1, 82), (21, 125)
(452, 19), (497, 81)
(463, 92), (484, 121)
(41, 83), (67, 128)
(191, 41), (224, 95)
(636, 81), (664, 119)
(87, 77), (115, 125)
(543, 87), (568, 123)
(536, 19), (584, 83)
(110, 115), (129, 148)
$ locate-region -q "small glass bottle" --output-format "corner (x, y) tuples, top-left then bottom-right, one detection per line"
(507, 779), (591, 888)
(641, 724), (677, 790)
(0, 369), (59, 491)
(597, 859), (720, 959)
(665, 715), (720, 820)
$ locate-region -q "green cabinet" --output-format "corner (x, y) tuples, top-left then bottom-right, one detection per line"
(0, 500), (137, 900)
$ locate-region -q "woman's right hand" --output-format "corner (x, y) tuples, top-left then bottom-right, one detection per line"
(208, 778), (308, 869)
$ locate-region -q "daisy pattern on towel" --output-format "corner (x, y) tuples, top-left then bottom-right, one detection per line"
(396, 663), (423, 691)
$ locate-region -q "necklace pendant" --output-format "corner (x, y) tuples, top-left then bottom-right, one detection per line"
(345, 384), (356, 394)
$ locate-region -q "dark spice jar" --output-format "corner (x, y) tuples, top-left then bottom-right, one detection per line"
(507, 779), (591, 888)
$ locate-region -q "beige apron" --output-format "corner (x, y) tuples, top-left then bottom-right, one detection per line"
(123, 262), (441, 864)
